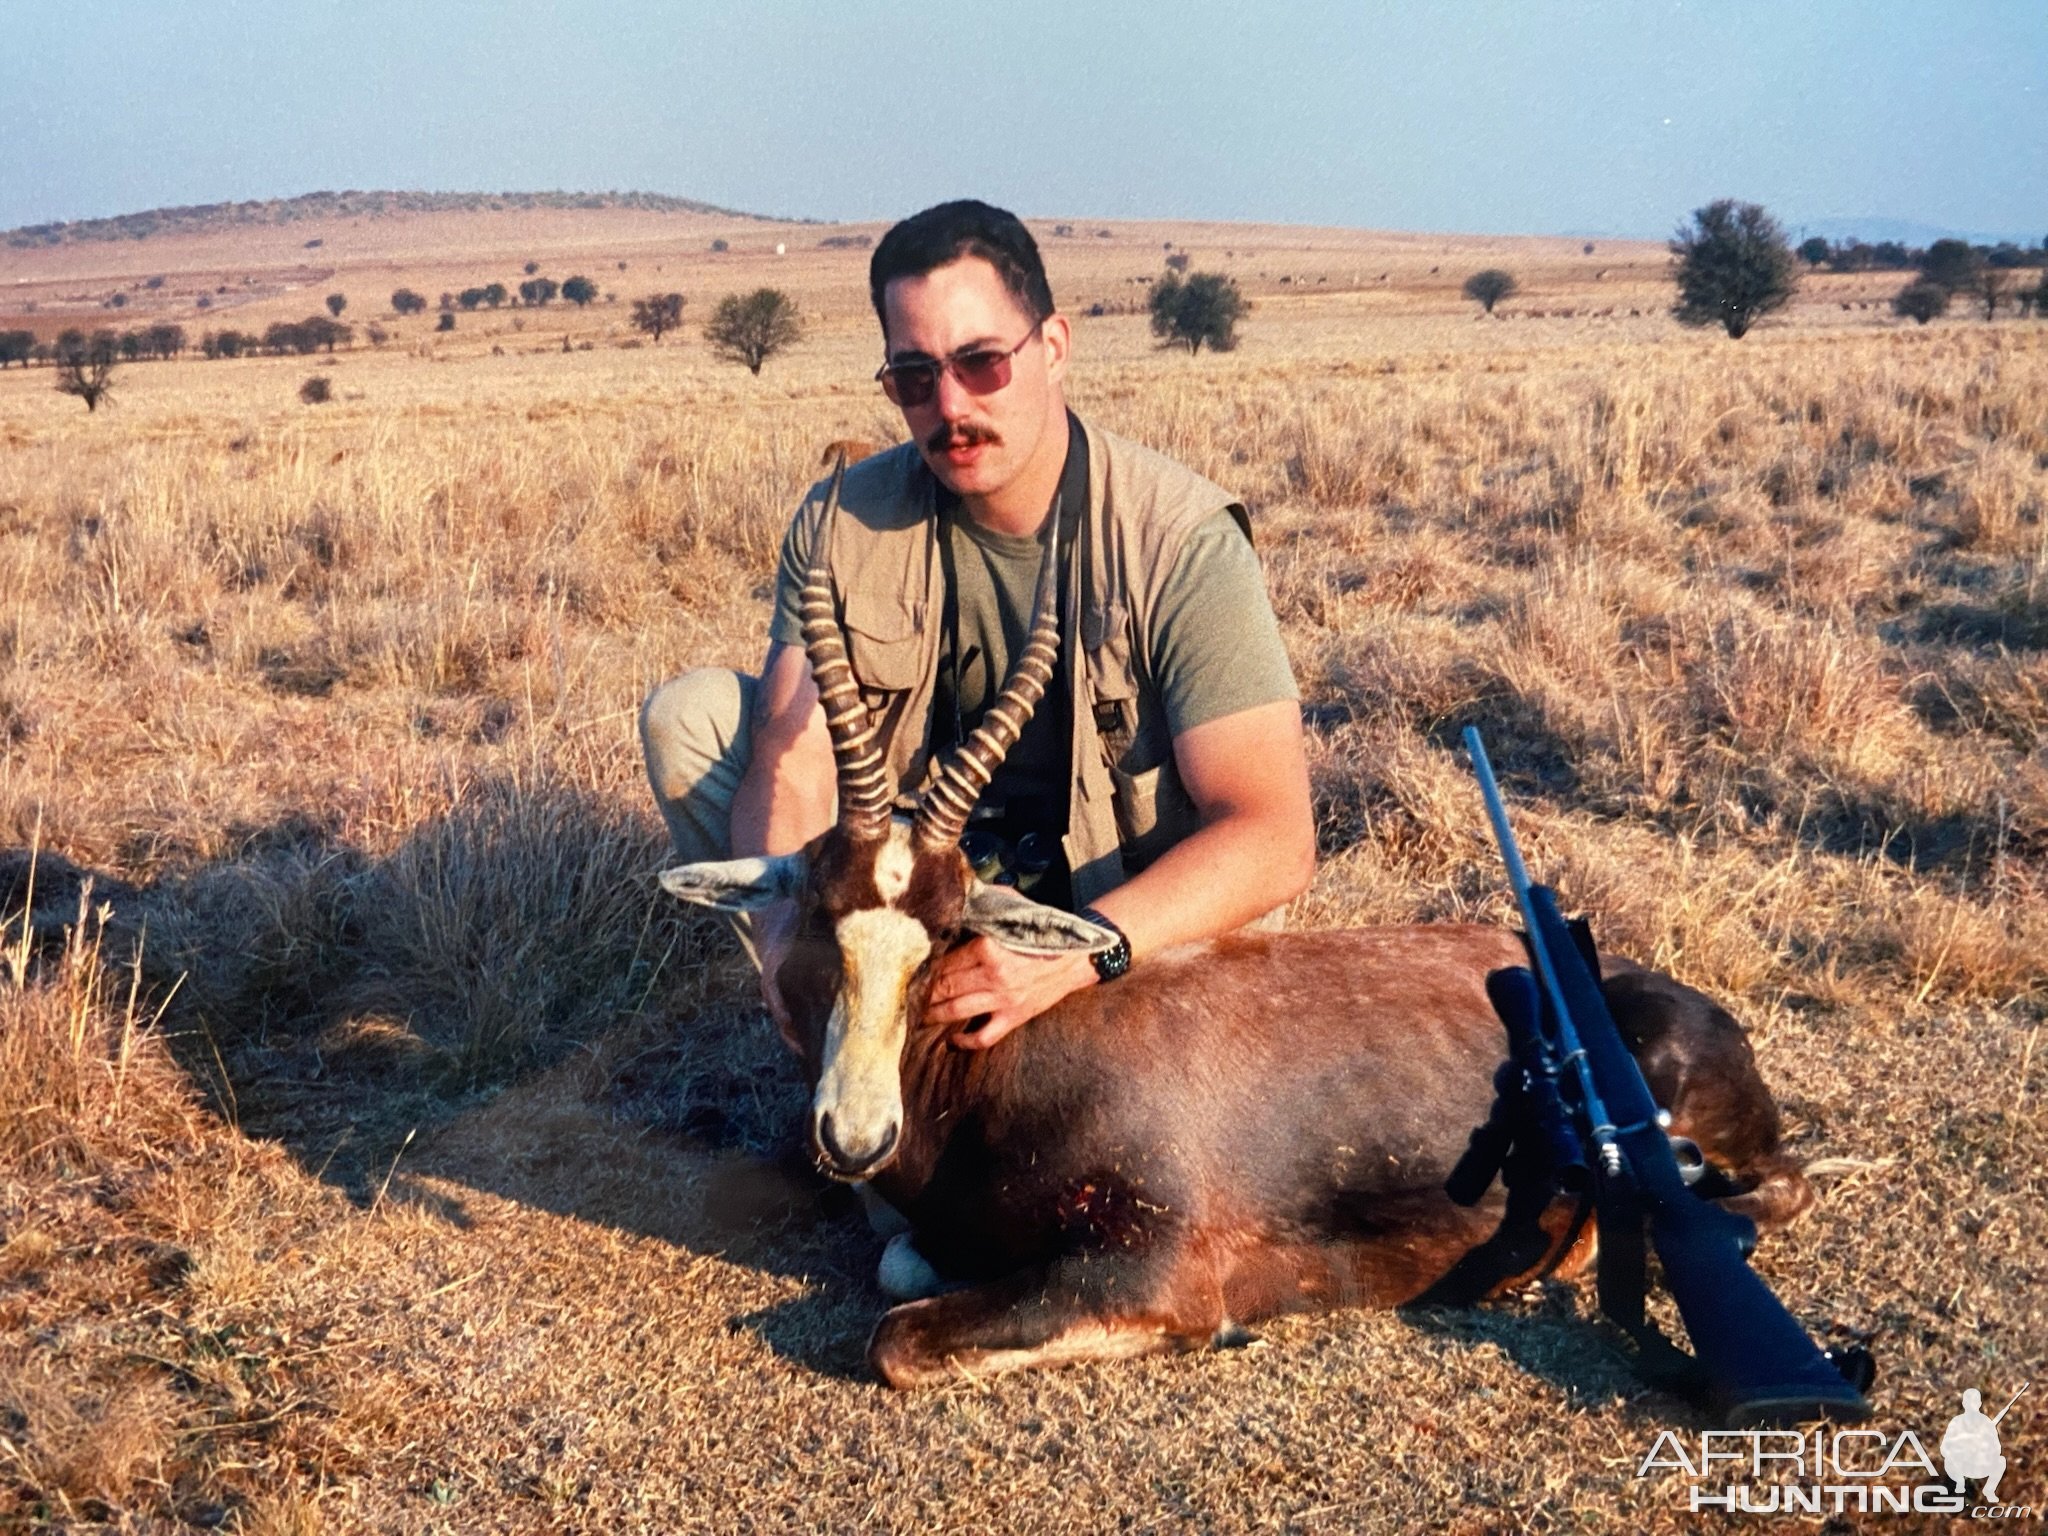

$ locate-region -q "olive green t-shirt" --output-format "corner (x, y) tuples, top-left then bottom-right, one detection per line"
(925, 510), (1071, 830)
(769, 503), (1298, 799)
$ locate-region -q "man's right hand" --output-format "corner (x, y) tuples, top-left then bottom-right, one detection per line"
(751, 899), (803, 1054)
(726, 640), (836, 1057)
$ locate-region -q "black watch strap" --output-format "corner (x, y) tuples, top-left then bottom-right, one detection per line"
(1077, 907), (1131, 983)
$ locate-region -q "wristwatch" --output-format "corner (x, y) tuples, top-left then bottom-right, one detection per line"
(1077, 907), (1131, 983)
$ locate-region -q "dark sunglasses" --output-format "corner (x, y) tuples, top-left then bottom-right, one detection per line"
(875, 323), (1041, 408)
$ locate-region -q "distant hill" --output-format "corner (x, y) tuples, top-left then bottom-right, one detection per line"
(3, 190), (782, 249)
(1791, 216), (2044, 250)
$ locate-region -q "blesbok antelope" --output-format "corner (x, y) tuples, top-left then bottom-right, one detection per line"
(660, 464), (1813, 1388)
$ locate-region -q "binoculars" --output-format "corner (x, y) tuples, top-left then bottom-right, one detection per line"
(958, 828), (1058, 896)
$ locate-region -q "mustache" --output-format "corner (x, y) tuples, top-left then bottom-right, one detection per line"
(926, 423), (1001, 454)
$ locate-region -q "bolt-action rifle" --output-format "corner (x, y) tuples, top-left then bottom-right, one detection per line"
(1459, 725), (1873, 1427)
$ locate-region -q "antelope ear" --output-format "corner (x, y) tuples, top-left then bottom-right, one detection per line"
(961, 881), (1119, 956)
(658, 854), (807, 912)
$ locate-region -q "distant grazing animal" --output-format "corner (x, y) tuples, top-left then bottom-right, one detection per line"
(819, 438), (882, 469)
(660, 464), (1814, 1387)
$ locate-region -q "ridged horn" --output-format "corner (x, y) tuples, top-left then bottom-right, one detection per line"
(800, 452), (895, 839)
(914, 509), (1062, 852)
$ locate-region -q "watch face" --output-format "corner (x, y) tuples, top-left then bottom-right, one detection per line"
(1079, 908), (1129, 982)
(1093, 937), (1131, 982)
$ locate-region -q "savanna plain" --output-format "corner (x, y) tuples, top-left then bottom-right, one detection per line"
(2, 205), (2045, 1532)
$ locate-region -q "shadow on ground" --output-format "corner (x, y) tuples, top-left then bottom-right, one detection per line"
(0, 781), (876, 1300)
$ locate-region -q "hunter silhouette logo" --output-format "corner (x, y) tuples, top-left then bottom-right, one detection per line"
(1943, 1384), (2026, 1503)
(1637, 1379), (2034, 1517)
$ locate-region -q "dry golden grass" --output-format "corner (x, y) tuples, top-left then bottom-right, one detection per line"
(2, 212), (2046, 1530)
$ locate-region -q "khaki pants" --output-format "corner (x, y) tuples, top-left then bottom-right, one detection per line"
(640, 667), (760, 866)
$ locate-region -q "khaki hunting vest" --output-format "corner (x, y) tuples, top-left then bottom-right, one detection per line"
(794, 417), (1252, 906)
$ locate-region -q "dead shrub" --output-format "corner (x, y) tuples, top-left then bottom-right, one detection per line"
(1951, 449), (2044, 555)
(1895, 884), (2048, 1006)
(238, 1486), (327, 1536)
(1691, 612), (1912, 776)
(0, 1354), (180, 1516)
(1, 875), (203, 1177)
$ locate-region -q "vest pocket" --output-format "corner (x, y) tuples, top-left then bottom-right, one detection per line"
(1083, 601), (1138, 762)
(1085, 604), (1183, 869)
(1108, 757), (1204, 875)
(841, 596), (927, 693)
(1109, 760), (1163, 861)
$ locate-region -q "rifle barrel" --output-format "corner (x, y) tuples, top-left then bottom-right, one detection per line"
(1463, 726), (1618, 1155)
(1466, 727), (1537, 896)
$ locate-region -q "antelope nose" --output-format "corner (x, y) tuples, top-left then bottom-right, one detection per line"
(816, 1112), (900, 1179)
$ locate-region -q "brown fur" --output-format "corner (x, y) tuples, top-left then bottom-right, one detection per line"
(771, 830), (1812, 1390)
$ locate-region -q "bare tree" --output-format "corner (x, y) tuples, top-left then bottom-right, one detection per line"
(631, 292), (685, 344)
(703, 288), (804, 374)
(1981, 270), (2009, 321)
(55, 331), (118, 411)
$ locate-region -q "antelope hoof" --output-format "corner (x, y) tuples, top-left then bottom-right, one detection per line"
(868, 1299), (955, 1389)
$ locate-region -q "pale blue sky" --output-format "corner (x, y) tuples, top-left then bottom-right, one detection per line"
(4, 0), (2042, 239)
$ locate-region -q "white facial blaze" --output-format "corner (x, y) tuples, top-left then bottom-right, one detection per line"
(872, 830), (914, 903)
(812, 904), (930, 1166)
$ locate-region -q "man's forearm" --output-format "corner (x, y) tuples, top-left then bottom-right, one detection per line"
(727, 711), (834, 1025)
(1085, 806), (1314, 963)
(729, 741), (833, 858)
(731, 643), (836, 861)
(927, 807), (1309, 1049)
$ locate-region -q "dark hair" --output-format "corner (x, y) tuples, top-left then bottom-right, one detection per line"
(868, 200), (1054, 336)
